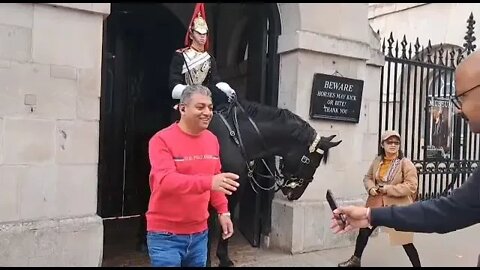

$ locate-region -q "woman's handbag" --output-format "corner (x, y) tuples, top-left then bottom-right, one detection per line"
(365, 192), (383, 208)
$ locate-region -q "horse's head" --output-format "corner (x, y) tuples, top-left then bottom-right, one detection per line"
(212, 99), (342, 201)
(280, 134), (342, 201)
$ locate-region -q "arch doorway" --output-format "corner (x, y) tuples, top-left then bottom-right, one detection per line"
(97, 3), (280, 266)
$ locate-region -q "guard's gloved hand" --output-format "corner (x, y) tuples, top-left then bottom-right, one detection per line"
(172, 84), (187, 99)
(216, 82), (236, 101)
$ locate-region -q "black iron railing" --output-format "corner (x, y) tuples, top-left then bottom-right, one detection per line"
(377, 13), (480, 200)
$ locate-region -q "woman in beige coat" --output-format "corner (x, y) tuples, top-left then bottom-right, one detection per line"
(338, 130), (421, 267)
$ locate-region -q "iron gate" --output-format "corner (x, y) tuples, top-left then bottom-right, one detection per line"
(377, 13), (480, 200)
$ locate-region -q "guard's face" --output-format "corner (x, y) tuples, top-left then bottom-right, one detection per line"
(180, 93), (213, 131)
(190, 30), (207, 46)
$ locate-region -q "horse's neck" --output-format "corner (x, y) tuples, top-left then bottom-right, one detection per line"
(253, 118), (316, 158)
(231, 100), (316, 159)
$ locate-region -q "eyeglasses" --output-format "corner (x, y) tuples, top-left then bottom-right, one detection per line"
(385, 141), (400, 146)
(451, 84), (480, 110)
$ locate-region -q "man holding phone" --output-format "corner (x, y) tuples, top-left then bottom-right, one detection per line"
(331, 50), (480, 267)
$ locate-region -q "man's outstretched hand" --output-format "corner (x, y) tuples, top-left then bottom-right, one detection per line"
(211, 172), (239, 195)
(330, 206), (371, 234)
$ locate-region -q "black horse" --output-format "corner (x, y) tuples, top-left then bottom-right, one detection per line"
(206, 98), (342, 267)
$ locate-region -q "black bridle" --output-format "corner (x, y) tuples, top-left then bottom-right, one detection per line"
(280, 155), (315, 190)
(278, 131), (326, 190)
(215, 99), (322, 193)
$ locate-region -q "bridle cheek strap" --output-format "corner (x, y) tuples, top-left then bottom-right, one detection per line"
(309, 133), (321, 153)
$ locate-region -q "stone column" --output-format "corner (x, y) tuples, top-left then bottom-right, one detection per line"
(0, 3), (109, 266)
(269, 3), (384, 254)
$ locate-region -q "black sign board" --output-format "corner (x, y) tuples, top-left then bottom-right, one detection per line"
(309, 73), (364, 123)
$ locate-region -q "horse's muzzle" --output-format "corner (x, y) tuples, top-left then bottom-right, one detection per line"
(286, 185), (309, 201)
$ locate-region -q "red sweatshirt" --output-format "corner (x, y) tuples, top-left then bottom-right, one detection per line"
(146, 123), (228, 234)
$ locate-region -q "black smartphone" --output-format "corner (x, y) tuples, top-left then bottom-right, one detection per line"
(326, 189), (346, 227)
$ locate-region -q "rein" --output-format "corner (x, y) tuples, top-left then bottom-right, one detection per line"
(216, 100), (283, 193)
(215, 99), (321, 193)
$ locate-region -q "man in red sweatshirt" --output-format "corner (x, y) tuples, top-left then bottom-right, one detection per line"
(146, 84), (240, 267)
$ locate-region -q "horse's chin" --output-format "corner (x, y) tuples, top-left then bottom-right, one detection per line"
(287, 193), (300, 201)
(286, 188), (307, 201)
(286, 192), (296, 201)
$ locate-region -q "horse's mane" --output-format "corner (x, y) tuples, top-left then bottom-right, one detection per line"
(237, 99), (316, 145)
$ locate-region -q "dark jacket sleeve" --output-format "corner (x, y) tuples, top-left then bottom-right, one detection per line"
(371, 168), (480, 233)
(207, 55), (229, 106)
(209, 55), (221, 86)
(169, 52), (186, 91)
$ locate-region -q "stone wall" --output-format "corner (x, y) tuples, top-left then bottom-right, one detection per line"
(269, 3), (384, 254)
(0, 3), (109, 266)
(369, 3), (480, 46)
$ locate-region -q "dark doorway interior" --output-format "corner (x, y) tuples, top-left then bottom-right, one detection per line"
(98, 4), (184, 266)
(98, 3), (184, 219)
(97, 3), (280, 266)
(236, 3), (280, 248)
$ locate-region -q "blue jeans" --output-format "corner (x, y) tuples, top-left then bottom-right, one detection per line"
(146, 229), (208, 267)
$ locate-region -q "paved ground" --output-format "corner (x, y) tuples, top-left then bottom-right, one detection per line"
(102, 217), (480, 267)
(239, 224), (480, 267)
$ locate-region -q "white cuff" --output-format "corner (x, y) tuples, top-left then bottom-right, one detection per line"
(216, 82), (234, 94)
(218, 212), (231, 217)
(172, 84), (187, 99)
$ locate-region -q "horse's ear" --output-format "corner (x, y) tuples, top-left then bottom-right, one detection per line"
(330, 140), (342, 148)
(318, 135), (341, 151)
(324, 134), (336, 141)
(316, 139), (342, 164)
(319, 147), (329, 164)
